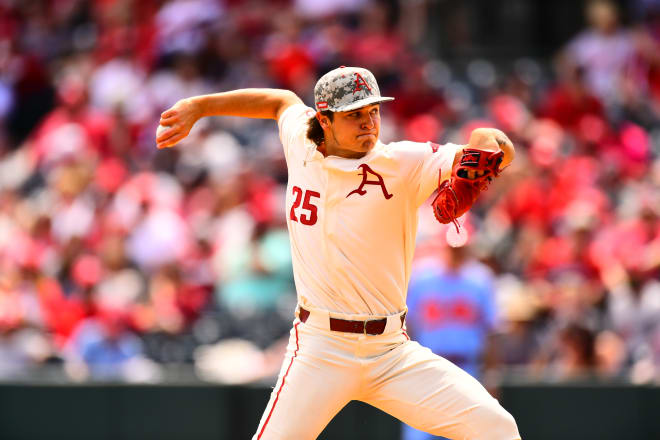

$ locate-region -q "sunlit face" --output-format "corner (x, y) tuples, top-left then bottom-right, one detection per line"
(318, 104), (381, 157)
(587, 1), (618, 33)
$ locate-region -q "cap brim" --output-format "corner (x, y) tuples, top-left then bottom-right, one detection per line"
(329, 96), (395, 112)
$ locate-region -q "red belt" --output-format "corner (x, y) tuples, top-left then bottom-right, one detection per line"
(299, 307), (406, 336)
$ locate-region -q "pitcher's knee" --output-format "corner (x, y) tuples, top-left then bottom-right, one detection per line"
(473, 401), (520, 440)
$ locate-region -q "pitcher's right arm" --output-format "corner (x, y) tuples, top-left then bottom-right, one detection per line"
(156, 89), (303, 149)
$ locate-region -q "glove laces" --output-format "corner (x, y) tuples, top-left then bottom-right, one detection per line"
(435, 185), (461, 234)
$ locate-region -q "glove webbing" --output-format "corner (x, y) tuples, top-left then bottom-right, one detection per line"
(434, 179), (462, 234)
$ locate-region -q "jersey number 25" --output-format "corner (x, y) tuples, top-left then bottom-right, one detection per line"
(290, 186), (320, 226)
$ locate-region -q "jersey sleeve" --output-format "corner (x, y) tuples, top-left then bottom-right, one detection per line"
(412, 141), (460, 207)
(277, 103), (316, 161)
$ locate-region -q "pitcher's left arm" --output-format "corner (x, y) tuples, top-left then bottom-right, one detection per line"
(432, 128), (514, 229)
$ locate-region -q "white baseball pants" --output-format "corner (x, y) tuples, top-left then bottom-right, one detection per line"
(252, 306), (521, 440)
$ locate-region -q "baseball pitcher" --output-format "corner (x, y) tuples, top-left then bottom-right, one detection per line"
(157, 66), (520, 440)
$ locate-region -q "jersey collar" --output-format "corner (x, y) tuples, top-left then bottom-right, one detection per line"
(304, 140), (384, 166)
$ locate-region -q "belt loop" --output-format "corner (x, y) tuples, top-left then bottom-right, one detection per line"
(299, 306), (310, 323)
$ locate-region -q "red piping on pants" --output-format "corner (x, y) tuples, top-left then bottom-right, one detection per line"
(257, 322), (301, 439)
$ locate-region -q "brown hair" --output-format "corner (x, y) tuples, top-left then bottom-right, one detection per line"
(306, 111), (334, 146)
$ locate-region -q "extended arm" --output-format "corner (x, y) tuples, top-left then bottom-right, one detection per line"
(156, 89), (303, 149)
(433, 127), (514, 230)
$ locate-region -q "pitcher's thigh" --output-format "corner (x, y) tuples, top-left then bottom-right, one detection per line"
(364, 341), (520, 440)
(252, 324), (356, 440)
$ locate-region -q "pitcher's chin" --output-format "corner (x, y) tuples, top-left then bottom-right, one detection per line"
(357, 136), (376, 150)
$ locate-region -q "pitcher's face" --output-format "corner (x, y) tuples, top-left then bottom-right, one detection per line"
(320, 104), (381, 155)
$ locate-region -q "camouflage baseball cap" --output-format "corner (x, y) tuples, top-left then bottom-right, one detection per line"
(314, 66), (394, 112)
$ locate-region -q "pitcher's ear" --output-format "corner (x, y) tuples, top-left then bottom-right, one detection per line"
(316, 112), (327, 128)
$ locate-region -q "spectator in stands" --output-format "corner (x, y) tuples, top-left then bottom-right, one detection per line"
(558, 0), (635, 111)
(64, 308), (148, 381)
(403, 245), (497, 440)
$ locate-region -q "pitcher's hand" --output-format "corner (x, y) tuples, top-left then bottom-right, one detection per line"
(156, 98), (201, 149)
(467, 128), (514, 171)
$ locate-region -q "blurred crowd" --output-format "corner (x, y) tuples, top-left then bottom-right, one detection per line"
(0, 0), (659, 384)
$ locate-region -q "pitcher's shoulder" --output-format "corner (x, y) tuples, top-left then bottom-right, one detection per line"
(379, 140), (440, 160)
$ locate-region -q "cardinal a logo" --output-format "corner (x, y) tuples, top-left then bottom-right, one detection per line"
(353, 73), (372, 94)
(347, 164), (393, 199)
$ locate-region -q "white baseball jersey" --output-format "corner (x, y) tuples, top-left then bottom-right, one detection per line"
(278, 103), (459, 316)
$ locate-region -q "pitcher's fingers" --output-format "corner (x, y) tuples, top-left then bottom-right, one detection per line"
(158, 132), (186, 149)
(161, 109), (177, 119)
(157, 138), (179, 149)
(159, 115), (178, 127)
(156, 127), (179, 143)
(158, 141), (179, 149)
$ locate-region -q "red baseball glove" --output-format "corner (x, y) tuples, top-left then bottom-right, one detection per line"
(432, 148), (504, 231)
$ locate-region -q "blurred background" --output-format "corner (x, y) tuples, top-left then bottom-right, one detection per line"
(1, 0), (660, 439)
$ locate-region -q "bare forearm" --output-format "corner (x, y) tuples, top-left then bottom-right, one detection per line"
(156, 88), (302, 149)
(193, 88), (302, 120)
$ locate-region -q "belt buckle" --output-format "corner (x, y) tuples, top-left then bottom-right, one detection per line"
(363, 319), (377, 335)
